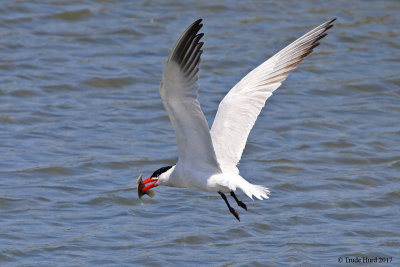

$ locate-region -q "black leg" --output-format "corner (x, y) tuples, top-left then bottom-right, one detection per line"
(230, 191), (247, 211)
(218, 191), (240, 221)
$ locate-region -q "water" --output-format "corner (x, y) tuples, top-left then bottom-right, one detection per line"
(1, 0), (399, 266)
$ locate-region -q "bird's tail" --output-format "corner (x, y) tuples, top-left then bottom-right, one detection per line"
(236, 176), (270, 200)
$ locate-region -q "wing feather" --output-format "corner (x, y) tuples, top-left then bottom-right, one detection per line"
(160, 19), (221, 173)
(211, 19), (336, 172)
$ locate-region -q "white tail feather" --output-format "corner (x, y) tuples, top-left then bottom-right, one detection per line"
(234, 176), (270, 200)
(250, 184), (270, 200)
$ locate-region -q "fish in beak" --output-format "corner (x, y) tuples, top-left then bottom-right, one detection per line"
(137, 174), (158, 199)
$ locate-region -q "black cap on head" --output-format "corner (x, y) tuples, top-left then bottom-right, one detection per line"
(151, 165), (173, 178)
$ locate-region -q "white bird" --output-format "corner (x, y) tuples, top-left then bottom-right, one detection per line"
(139, 18), (335, 221)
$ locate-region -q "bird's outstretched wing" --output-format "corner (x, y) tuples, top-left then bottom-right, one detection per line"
(210, 19), (336, 172)
(160, 19), (221, 173)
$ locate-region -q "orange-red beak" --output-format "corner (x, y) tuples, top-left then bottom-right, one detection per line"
(141, 177), (158, 192)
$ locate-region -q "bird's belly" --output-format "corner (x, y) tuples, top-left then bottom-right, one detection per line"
(170, 170), (230, 193)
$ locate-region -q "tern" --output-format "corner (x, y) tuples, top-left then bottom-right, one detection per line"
(139, 18), (335, 221)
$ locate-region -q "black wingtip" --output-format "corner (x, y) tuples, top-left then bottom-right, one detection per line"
(328, 18), (337, 27)
(190, 18), (203, 30)
(168, 19), (204, 64)
(322, 19), (336, 34)
(193, 19), (203, 32)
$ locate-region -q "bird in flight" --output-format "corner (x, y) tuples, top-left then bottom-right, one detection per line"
(138, 18), (335, 221)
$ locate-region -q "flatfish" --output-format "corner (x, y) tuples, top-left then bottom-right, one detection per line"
(137, 174), (155, 199)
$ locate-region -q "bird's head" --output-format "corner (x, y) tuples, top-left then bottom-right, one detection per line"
(137, 165), (173, 199)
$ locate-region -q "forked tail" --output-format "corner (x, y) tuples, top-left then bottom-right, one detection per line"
(236, 176), (270, 200)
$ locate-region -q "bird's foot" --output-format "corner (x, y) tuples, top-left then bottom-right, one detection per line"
(230, 191), (247, 211)
(237, 201), (247, 211)
(229, 207), (240, 221)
